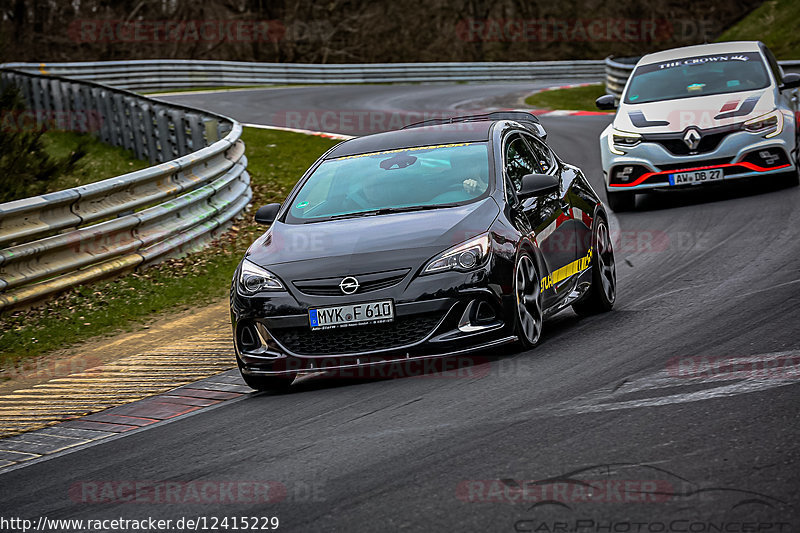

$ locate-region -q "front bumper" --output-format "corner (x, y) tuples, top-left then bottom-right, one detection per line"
(601, 126), (797, 192)
(231, 266), (518, 377)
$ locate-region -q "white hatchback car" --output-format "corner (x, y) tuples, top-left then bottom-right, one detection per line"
(597, 41), (800, 211)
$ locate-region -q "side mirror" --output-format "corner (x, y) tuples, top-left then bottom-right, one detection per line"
(254, 203), (281, 225)
(595, 94), (617, 110)
(780, 72), (800, 91)
(518, 173), (559, 199)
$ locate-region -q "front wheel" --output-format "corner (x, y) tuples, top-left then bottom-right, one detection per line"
(606, 190), (635, 212)
(513, 253), (544, 349)
(573, 216), (616, 316)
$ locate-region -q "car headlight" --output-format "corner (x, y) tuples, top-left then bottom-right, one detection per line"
(608, 128), (641, 155)
(422, 234), (490, 275)
(744, 110), (783, 138)
(238, 259), (285, 294)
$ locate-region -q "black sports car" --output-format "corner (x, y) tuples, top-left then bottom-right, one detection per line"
(231, 112), (616, 391)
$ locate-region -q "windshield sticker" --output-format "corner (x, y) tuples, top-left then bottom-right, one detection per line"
(658, 54), (750, 70)
(687, 83), (705, 92)
(296, 201), (309, 208)
(335, 142), (477, 160)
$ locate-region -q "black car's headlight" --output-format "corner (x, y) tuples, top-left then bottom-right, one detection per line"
(422, 234), (490, 275)
(238, 259), (285, 294)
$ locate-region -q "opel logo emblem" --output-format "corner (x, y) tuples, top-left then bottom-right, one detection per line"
(339, 276), (359, 295)
(683, 128), (701, 151)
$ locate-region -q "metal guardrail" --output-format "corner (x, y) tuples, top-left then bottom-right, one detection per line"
(0, 69), (251, 310)
(604, 56), (800, 100)
(2, 60), (607, 92)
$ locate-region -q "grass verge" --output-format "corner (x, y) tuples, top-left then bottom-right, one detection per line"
(0, 127), (338, 372)
(524, 84), (608, 112)
(716, 0), (800, 59)
(42, 131), (150, 192)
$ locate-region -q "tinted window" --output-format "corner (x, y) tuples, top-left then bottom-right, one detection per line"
(625, 52), (770, 104)
(286, 142), (490, 223)
(504, 135), (542, 198)
(522, 134), (555, 172)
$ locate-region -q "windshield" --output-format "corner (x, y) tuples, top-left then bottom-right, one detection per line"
(286, 142), (490, 223)
(624, 52), (770, 105)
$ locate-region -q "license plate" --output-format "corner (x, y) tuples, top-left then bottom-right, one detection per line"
(309, 300), (394, 330)
(669, 168), (724, 186)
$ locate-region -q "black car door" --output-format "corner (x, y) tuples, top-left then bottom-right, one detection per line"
(503, 132), (578, 306)
(523, 133), (593, 278)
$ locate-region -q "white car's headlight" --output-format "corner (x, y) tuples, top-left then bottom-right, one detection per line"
(744, 110), (783, 138)
(608, 128), (641, 155)
(238, 259), (285, 294)
(423, 234), (491, 275)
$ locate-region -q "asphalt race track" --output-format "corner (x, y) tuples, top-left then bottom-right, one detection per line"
(2, 83), (799, 531)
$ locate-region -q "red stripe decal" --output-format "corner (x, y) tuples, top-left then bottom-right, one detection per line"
(609, 161), (791, 188)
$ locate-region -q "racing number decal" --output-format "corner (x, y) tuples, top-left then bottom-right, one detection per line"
(540, 248), (592, 291)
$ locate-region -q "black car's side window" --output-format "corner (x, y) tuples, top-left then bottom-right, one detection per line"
(522, 134), (555, 173)
(504, 134), (542, 199)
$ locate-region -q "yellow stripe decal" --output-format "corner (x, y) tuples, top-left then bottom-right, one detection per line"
(540, 247), (592, 291)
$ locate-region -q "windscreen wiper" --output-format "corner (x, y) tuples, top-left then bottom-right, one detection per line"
(317, 203), (461, 221)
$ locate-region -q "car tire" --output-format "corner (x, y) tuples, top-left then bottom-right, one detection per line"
(573, 216), (616, 316)
(513, 252), (544, 349)
(606, 190), (635, 212)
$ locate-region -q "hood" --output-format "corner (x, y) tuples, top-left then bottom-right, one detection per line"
(615, 89), (775, 134)
(245, 198), (500, 279)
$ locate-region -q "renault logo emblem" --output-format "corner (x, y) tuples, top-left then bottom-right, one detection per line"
(683, 128), (701, 151)
(339, 276), (359, 295)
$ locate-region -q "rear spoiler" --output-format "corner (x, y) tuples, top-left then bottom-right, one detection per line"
(403, 111), (547, 139)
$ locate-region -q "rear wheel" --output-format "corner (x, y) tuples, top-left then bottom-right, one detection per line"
(606, 190), (635, 212)
(573, 217), (616, 316)
(513, 253), (543, 349)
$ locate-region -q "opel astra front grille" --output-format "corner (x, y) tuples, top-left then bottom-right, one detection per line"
(269, 312), (443, 355)
(292, 268), (410, 296)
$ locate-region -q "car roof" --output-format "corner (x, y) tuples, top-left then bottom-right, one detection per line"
(325, 121), (494, 159)
(638, 41), (763, 66)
